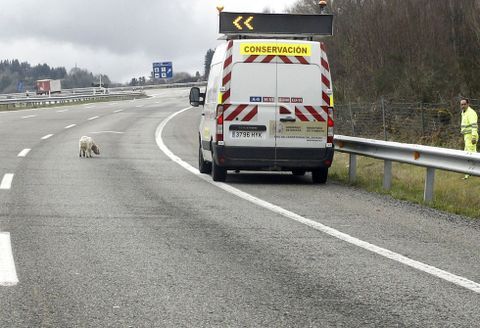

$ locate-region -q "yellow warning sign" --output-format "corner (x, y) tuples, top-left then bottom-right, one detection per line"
(240, 43), (312, 56)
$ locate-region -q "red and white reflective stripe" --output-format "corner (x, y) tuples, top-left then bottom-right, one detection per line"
(279, 106), (292, 115)
(222, 40), (234, 104)
(320, 42), (332, 108)
(224, 104), (258, 122)
(278, 55), (310, 64)
(294, 106), (328, 122)
(243, 55), (310, 64)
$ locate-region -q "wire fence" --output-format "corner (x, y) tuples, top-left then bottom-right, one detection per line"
(334, 98), (480, 149)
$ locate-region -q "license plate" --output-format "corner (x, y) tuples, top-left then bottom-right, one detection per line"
(231, 131), (264, 138)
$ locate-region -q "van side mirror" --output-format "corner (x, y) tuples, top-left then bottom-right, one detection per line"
(189, 87), (205, 107)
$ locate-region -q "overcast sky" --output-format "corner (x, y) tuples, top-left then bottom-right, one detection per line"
(0, 0), (300, 83)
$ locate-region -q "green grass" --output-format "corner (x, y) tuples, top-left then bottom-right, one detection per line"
(330, 152), (480, 219)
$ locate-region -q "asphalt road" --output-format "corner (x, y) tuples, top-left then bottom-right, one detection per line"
(0, 88), (479, 327)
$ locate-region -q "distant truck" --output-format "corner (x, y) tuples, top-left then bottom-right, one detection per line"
(36, 79), (61, 95)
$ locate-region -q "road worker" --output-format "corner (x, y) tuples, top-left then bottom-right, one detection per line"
(460, 98), (478, 179)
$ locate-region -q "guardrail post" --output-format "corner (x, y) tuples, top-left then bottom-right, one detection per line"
(349, 154), (357, 183)
(383, 160), (392, 190)
(424, 167), (435, 202)
(381, 97), (387, 141)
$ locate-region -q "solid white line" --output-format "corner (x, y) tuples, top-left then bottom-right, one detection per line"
(0, 174), (14, 190)
(89, 131), (124, 134)
(21, 115), (36, 119)
(64, 124), (76, 129)
(41, 134), (53, 140)
(88, 116), (99, 121)
(0, 232), (18, 286)
(17, 149), (31, 157)
(155, 107), (480, 295)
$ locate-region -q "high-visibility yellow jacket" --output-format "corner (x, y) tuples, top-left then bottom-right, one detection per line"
(461, 106), (478, 139)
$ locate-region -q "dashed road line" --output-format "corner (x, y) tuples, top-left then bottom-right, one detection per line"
(57, 109), (68, 113)
(0, 174), (14, 190)
(88, 116), (99, 121)
(41, 134), (54, 140)
(21, 115), (36, 119)
(113, 109), (123, 113)
(17, 149), (31, 157)
(0, 232), (18, 286)
(64, 124), (76, 129)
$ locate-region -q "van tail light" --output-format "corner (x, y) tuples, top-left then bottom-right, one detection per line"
(327, 106), (334, 145)
(216, 105), (224, 142)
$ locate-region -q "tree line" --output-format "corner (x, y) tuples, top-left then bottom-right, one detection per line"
(0, 59), (111, 93)
(289, 0), (480, 103)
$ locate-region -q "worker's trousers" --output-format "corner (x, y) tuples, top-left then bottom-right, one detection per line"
(464, 134), (477, 153)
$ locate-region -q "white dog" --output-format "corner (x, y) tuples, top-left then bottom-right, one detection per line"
(79, 136), (100, 158)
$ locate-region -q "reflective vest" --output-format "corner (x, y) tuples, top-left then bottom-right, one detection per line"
(461, 107), (478, 138)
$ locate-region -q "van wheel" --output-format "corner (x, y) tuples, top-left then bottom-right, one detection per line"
(212, 158), (227, 182)
(312, 168), (328, 184)
(292, 170), (306, 176)
(198, 144), (211, 174)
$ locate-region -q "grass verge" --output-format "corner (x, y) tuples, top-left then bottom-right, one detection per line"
(330, 152), (480, 219)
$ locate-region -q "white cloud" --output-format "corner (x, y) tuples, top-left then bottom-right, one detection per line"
(0, 0), (299, 83)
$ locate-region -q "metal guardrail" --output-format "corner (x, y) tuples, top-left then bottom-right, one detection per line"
(0, 82), (206, 102)
(0, 91), (145, 107)
(334, 135), (480, 202)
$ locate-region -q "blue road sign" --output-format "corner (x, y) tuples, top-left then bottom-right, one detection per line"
(16, 81), (24, 92)
(153, 62), (173, 79)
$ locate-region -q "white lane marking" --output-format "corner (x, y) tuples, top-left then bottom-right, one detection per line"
(155, 107), (480, 295)
(135, 105), (144, 108)
(84, 106), (94, 109)
(113, 109), (123, 113)
(17, 149), (31, 157)
(41, 134), (53, 140)
(89, 131), (124, 134)
(64, 124), (76, 129)
(21, 114), (36, 119)
(0, 232), (18, 286)
(0, 174), (14, 190)
(88, 116), (99, 121)
(57, 109), (68, 113)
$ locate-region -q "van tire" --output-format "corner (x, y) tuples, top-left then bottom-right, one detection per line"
(198, 144), (211, 174)
(211, 157), (227, 182)
(312, 168), (328, 184)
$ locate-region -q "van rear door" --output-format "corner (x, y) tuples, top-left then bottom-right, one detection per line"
(275, 43), (328, 166)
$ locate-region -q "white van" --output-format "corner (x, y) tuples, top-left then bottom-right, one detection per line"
(190, 14), (334, 183)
